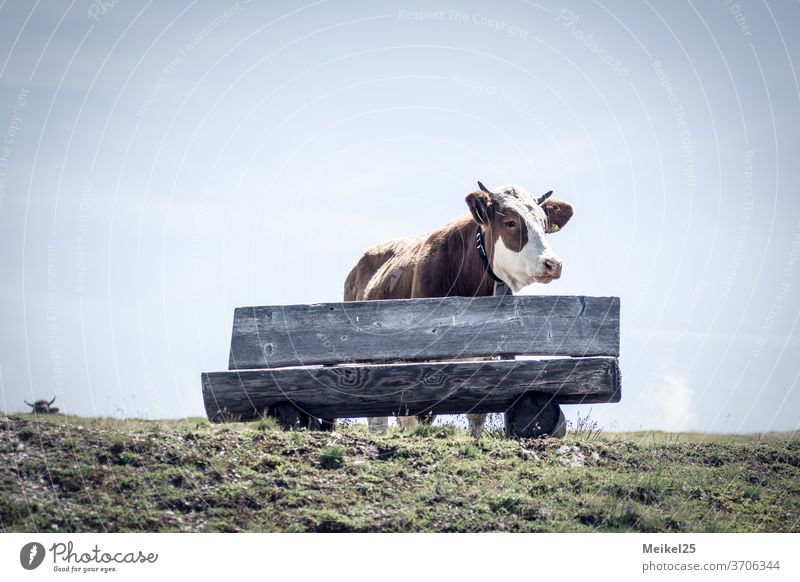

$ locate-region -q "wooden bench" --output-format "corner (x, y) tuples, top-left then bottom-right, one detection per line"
(201, 294), (621, 438)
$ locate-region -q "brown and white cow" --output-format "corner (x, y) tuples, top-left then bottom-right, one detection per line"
(343, 182), (574, 436)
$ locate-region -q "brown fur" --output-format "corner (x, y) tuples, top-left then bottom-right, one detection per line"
(543, 200), (574, 233)
(344, 185), (574, 434)
(345, 190), (573, 301)
(344, 214), (498, 301)
(345, 188), (531, 301)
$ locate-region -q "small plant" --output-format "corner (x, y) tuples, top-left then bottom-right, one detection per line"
(488, 492), (526, 513)
(304, 509), (356, 532)
(569, 409), (602, 441)
(649, 431), (682, 445)
(319, 446), (346, 469)
(482, 427), (506, 440)
(255, 417), (278, 432)
(411, 423), (456, 438)
(410, 424), (436, 437)
(459, 444), (481, 458)
(117, 452), (138, 466)
(479, 413), (507, 440)
(213, 408), (241, 423)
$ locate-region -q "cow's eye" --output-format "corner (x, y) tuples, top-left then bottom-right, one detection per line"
(504, 220), (516, 228)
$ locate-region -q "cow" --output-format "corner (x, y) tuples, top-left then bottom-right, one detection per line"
(24, 397), (60, 415)
(343, 182), (574, 437)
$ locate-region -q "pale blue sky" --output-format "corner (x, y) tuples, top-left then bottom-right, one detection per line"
(0, 0), (798, 432)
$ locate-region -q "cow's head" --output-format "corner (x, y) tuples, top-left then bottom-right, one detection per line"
(466, 182), (574, 293)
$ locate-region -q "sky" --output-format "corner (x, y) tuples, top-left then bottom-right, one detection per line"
(0, 0), (798, 433)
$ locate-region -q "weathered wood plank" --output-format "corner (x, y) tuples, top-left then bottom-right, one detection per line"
(228, 295), (620, 369)
(203, 356), (621, 422)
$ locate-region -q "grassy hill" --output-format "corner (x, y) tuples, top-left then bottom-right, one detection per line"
(1, 413), (798, 532)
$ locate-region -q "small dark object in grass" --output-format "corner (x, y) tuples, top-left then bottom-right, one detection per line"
(18, 427), (35, 441)
(24, 397), (59, 415)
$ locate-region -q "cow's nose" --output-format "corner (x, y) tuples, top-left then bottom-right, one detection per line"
(543, 257), (562, 278)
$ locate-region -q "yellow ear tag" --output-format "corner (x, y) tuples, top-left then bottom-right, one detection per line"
(549, 224), (560, 233)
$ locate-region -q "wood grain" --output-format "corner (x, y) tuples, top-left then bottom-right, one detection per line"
(228, 295), (620, 369)
(203, 356), (621, 422)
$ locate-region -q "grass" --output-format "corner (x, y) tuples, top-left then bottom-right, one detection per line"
(319, 446), (346, 469)
(0, 412), (798, 532)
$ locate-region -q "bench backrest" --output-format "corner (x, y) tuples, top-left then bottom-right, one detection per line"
(228, 295), (619, 370)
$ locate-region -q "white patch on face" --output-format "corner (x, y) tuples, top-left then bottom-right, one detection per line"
(492, 236), (533, 293)
(489, 185), (562, 291)
(493, 221), (554, 292)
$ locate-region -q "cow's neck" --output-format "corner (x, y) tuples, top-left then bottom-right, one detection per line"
(438, 216), (497, 297)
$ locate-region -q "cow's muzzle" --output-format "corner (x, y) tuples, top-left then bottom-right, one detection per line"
(535, 256), (562, 283)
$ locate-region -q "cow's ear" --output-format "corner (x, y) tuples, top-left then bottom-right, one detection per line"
(542, 199), (573, 233)
(465, 191), (494, 224)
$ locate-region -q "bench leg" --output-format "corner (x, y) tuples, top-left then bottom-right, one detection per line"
(396, 415), (418, 430)
(367, 417), (389, 434)
(504, 393), (566, 439)
(466, 413), (487, 438)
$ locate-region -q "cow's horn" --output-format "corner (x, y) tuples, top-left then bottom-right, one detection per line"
(49, 396), (57, 405)
(24, 401), (34, 408)
(537, 190), (553, 205)
(477, 181), (493, 194)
